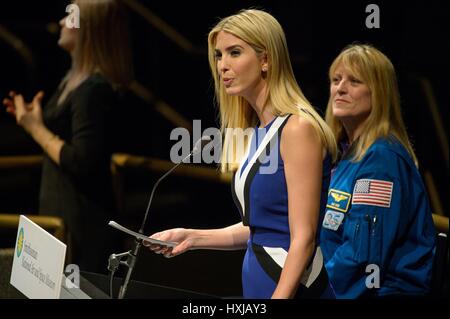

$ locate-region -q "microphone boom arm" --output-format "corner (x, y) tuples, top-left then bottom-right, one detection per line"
(108, 136), (211, 299)
(139, 152), (191, 233)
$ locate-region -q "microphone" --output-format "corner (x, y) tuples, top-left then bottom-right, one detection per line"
(192, 135), (212, 156)
(108, 135), (212, 299)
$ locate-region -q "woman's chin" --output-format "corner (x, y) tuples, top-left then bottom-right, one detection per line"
(224, 87), (241, 96)
(57, 39), (73, 53)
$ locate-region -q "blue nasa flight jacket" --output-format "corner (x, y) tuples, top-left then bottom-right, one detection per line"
(320, 137), (436, 298)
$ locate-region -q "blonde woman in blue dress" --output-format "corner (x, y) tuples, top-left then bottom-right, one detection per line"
(145, 9), (337, 299)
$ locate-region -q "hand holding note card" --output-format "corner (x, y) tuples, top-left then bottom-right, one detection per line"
(108, 221), (177, 247)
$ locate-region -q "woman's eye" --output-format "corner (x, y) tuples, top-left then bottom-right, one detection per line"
(230, 50), (241, 57)
(215, 53), (222, 60)
(349, 77), (362, 84)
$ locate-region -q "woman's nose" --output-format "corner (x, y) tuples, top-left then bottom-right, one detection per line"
(336, 80), (348, 94)
(59, 17), (66, 28)
(218, 57), (229, 73)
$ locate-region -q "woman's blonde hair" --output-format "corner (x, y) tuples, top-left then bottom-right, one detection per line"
(208, 9), (337, 172)
(71, 0), (134, 88)
(325, 44), (418, 165)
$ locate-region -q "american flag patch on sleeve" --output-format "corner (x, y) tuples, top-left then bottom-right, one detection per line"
(352, 179), (393, 208)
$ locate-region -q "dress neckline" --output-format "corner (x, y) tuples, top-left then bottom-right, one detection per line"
(257, 116), (277, 129)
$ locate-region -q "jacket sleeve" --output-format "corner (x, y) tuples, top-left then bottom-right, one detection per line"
(59, 81), (114, 178)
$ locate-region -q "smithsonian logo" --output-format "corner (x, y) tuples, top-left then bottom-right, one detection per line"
(16, 228), (24, 257)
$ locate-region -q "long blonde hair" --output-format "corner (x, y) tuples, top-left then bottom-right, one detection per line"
(70, 0), (134, 88)
(325, 44), (418, 165)
(208, 9), (337, 172)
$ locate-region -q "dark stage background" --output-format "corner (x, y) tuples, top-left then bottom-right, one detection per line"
(0, 0), (448, 297)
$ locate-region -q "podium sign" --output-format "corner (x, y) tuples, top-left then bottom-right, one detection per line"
(10, 215), (66, 299)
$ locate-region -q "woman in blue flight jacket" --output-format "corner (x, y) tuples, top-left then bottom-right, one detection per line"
(320, 44), (436, 298)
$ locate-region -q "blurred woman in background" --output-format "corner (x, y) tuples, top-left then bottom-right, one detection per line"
(4, 0), (133, 273)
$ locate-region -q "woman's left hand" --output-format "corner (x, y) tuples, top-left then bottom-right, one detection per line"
(4, 91), (45, 136)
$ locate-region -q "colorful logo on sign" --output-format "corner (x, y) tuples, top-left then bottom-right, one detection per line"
(16, 228), (24, 258)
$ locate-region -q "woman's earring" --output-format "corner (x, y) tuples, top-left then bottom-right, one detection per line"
(262, 67), (268, 79)
(261, 67), (268, 79)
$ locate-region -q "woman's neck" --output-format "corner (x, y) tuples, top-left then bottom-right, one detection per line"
(256, 109), (275, 128)
(246, 82), (274, 127)
(342, 117), (367, 143)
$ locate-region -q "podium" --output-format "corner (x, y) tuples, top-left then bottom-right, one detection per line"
(74, 271), (219, 299)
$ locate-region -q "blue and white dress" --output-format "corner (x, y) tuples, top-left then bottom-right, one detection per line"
(231, 114), (335, 298)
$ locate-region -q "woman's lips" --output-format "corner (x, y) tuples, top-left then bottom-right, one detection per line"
(223, 78), (233, 86)
(335, 98), (350, 103)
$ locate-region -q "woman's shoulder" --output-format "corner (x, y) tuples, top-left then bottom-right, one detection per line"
(69, 74), (118, 114)
(362, 137), (416, 173)
(283, 114), (317, 137)
(367, 137), (410, 159)
(79, 73), (114, 93)
(72, 74), (116, 103)
(280, 114), (322, 157)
